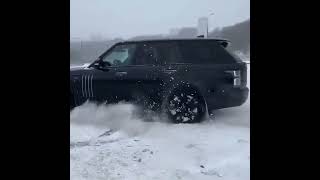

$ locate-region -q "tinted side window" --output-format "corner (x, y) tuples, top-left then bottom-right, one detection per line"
(214, 44), (238, 64)
(176, 41), (236, 64)
(177, 41), (214, 63)
(153, 42), (179, 65)
(134, 42), (179, 65)
(134, 43), (159, 65)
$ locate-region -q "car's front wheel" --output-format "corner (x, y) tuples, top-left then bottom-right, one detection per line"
(163, 87), (207, 123)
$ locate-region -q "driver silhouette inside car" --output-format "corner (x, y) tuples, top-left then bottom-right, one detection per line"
(120, 47), (136, 65)
(134, 46), (156, 65)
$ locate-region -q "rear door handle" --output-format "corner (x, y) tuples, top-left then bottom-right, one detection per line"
(163, 69), (177, 74)
(115, 71), (127, 77)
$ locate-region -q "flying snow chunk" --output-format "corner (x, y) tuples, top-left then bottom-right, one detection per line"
(187, 95), (193, 99)
(192, 108), (198, 113)
(170, 110), (177, 115)
(182, 117), (190, 122)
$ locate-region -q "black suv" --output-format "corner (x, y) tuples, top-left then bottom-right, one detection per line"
(70, 38), (249, 123)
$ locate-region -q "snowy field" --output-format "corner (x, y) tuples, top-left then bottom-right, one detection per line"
(70, 64), (250, 180)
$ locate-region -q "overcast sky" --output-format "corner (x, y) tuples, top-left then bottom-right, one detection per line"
(70, 0), (250, 40)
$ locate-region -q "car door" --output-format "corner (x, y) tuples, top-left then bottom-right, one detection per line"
(112, 42), (164, 109)
(91, 43), (139, 104)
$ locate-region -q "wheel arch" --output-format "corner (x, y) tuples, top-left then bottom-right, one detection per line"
(162, 81), (208, 111)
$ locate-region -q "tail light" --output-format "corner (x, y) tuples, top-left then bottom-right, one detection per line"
(233, 70), (241, 86)
(225, 70), (241, 86)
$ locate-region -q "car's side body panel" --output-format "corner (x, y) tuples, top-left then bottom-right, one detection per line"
(70, 39), (249, 112)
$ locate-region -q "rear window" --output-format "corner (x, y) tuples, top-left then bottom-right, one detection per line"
(224, 46), (244, 63)
(175, 41), (237, 64)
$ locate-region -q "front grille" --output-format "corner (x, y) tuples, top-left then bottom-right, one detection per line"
(71, 76), (82, 106)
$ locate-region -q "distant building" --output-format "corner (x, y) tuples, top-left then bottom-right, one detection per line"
(197, 17), (208, 38)
(177, 27), (197, 38)
(89, 33), (105, 41)
(169, 28), (180, 36)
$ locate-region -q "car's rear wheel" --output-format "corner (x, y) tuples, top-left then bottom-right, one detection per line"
(163, 87), (206, 123)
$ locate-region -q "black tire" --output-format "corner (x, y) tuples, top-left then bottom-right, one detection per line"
(163, 87), (207, 123)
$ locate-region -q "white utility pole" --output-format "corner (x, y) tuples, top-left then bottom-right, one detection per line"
(207, 12), (214, 38)
(197, 17), (209, 38)
(197, 12), (214, 38)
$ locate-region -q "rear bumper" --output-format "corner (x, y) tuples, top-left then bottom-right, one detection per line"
(205, 86), (249, 111)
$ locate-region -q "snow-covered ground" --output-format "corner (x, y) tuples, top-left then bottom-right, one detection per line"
(70, 64), (250, 180)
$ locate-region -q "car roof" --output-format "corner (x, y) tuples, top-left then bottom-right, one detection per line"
(97, 38), (231, 59)
(116, 38), (231, 48)
(118, 38), (230, 44)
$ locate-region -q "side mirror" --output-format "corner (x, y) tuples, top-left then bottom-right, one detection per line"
(89, 59), (100, 68)
(91, 61), (101, 69)
(93, 61), (111, 72)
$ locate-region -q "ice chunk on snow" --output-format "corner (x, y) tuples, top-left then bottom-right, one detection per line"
(173, 96), (181, 102)
(182, 116), (190, 122)
(192, 108), (198, 113)
(170, 110), (177, 115)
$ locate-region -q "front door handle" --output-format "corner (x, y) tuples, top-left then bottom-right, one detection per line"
(163, 69), (177, 75)
(115, 71), (127, 77)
